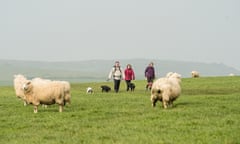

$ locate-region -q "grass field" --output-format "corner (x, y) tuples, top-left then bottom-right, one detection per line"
(0, 76), (240, 144)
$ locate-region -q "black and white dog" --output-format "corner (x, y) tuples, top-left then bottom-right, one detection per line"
(101, 85), (111, 92)
(86, 87), (93, 94)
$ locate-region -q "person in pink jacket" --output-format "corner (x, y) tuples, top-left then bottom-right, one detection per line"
(124, 64), (135, 91)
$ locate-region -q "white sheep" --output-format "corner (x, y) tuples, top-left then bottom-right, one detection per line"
(191, 71), (200, 78)
(229, 73), (235, 76)
(31, 78), (71, 105)
(151, 72), (181, 109)
(22, 78), (67, 113)
(13, 74), (29, 106)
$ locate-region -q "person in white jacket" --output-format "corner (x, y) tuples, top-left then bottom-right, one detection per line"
(107, 61), (124, 93)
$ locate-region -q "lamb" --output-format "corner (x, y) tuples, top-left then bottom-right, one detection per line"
(13, 74), (29, 106)
(22, 78), (67, 113)
(191, 71), (200, 78)
(150, 72), (181, 109)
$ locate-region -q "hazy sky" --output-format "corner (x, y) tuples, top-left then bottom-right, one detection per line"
(1, 0), (240, 69)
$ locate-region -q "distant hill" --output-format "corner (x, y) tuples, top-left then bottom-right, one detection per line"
(1, 59), (239, 86)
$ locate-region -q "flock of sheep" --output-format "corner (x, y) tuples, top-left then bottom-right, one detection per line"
(13, 71), (200, 113)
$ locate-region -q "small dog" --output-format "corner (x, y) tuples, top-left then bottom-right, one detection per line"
(101, 85), (111, 92)
(86, 87), (93, 94)
(128, 83), (135, 91)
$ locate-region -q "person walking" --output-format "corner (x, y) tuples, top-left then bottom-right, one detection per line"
(124, 64), (135, 91)
(144, 62), (155, 90)
(107, 61), (124, 93)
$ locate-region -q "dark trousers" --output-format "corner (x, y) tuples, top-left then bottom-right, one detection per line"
(125, 80), (131, 91)
(114, 79), (121, 92)
(147, 77), (154, 83)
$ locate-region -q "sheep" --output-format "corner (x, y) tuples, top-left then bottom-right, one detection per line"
(191, 71), (200, 78)
(13, 74), (29, 106)
(150, 72), (181, 109)
(31, 78), (71, 105)
(229, 73), (235, 76)
(22, 78), (67, 113)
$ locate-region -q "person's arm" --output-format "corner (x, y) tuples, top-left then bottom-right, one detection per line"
(132, 70), (135, 80)
(144, 67), (148, 77)
(153, 68), (155, 79)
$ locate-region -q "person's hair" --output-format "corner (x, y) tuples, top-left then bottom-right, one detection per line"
(149, 62), (154, 66)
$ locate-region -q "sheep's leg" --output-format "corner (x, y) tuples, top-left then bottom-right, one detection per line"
(24, 101), (27, 106)
(162, 100), (168, 109)
(59, 105), (63, 112)
(151, 96), (158, 107)
(169, 101), (173, 108)
(152, 99), (157, 107)
(34, 105), (38, 113)
(42, 104), (48, 108)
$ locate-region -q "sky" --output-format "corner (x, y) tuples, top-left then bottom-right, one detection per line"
(1, 0), (240, 69)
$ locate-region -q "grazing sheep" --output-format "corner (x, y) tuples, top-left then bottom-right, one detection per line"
(151, 72), (181, 109)
(22, 79), (67, 113)
(191, 71), (200, 78)
(13, 74), (29, 106)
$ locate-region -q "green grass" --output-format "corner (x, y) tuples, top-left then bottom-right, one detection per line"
(0, 76), (240, 144)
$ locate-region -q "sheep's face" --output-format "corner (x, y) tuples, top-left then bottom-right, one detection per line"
(22, 81), (32, 92)
(151, 89), (162, 99)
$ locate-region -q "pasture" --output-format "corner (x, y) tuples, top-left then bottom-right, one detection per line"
(0, 76), (240, 144)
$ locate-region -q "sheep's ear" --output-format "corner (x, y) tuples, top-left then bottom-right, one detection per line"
(22, 81), (31, 90)
(24, 81), (32, 88)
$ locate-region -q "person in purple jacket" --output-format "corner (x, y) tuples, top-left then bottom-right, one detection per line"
(144, 62), (155, 90)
